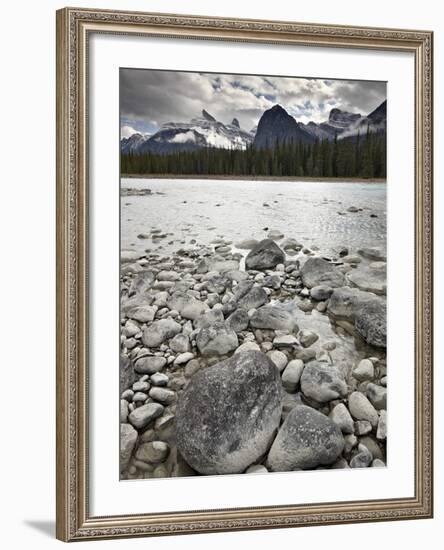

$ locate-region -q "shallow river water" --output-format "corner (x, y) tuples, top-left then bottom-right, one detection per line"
(121, 178), (386, 259)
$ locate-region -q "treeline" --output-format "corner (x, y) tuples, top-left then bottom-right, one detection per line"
(121, 130), (386, 179)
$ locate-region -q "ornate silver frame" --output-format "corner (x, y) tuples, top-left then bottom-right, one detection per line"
(56, 7), (433, 541)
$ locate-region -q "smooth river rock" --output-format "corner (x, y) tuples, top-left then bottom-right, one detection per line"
(196, 321), (239, 356)
(348, 391), (379, 427)
(250, 305), (298, 332)
(347, 264), (387, 295)
(245, 239), (285, 271)
(301, 257), (346, 289)
(236, 286), (269, 310)
(327, 287), (378, 321)
(128, 402), (164, 429)
(176, 351), (283, 474)
(266, 405), (344, 471)
(300, 362), (348, 402)
(142, 319), (182, 347)
(134, 355), (167, 375)
(167, 291), (209, 320)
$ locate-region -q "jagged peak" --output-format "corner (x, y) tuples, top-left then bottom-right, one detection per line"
(202, 109), (216, 122)
(231, 117), (240, 128)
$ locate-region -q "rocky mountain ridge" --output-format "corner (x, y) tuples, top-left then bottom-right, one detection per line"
(121, 101), (386, 155)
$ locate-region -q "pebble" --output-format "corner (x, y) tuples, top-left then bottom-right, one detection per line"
(350, 443), (373, 468)
(348, 391), (379, 427)
(352, 359), (375, 382)
(149, 387), (176, 405)
(132, 380), (150, 393)
(354, 420), (372, 435)
(300, 363), (347, 403)
(121, 389), (134, 402)
(329, 403), (355, 434)
(359, 436), (383, 461)
(128, 402), (164, 429)
(310, 285), (333, 301)
(266, 350), (288, 372)
(132, 392), (148, 403)
(281, 360), (304, 392)
(169, 333), (190, 353)
(150, 372), (169, 386)
(273, 334), (299, 348)
(134, 356), (167, 375)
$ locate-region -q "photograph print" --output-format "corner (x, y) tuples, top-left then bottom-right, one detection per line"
(119, 69), (387, 480)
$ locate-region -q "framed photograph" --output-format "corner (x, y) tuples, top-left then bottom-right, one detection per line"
(56, 7), (433, 542)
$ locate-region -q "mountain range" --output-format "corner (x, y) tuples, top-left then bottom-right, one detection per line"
(121, 100), (386, 155)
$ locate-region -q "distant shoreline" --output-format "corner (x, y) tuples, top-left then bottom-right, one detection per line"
(120, 174), (387, 184)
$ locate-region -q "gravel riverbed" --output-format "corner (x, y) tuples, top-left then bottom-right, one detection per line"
(119, 217), (387, 479)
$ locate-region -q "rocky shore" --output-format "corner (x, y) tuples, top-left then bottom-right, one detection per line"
(120, 234), (387, 479)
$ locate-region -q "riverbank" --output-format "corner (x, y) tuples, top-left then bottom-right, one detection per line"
(119, 236), (387, 479)
(121, 173), (387, 184)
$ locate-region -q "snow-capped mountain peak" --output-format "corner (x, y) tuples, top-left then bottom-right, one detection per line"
(129, 109), (254, 154)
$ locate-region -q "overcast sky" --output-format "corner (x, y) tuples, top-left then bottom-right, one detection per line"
(120, 69), (386, 138)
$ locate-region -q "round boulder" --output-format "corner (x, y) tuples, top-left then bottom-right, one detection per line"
(266, 405), (344, 471)
(176, 351), (283, 474)
(301, 257), (345, 289)
(245, 239), (285, 271)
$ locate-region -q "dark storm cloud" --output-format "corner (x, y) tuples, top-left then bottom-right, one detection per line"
(120, 69), (386, 137)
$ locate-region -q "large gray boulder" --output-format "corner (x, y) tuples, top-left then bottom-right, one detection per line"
(300, 362), (348, 402)
(346, 264), (386, 296)
(250, 306), (298, 332)
(196, 321), (239, 356)
(245, 239), (285, 270)
(142, 319), (182, 347)
(266, 405), (344, 471)
(301, 257), (345, 289)
(176, 351), (283, 474)
(327, 287), (377, 321)
(327, 287), (386, 348)
(355, 299), (386, 348)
